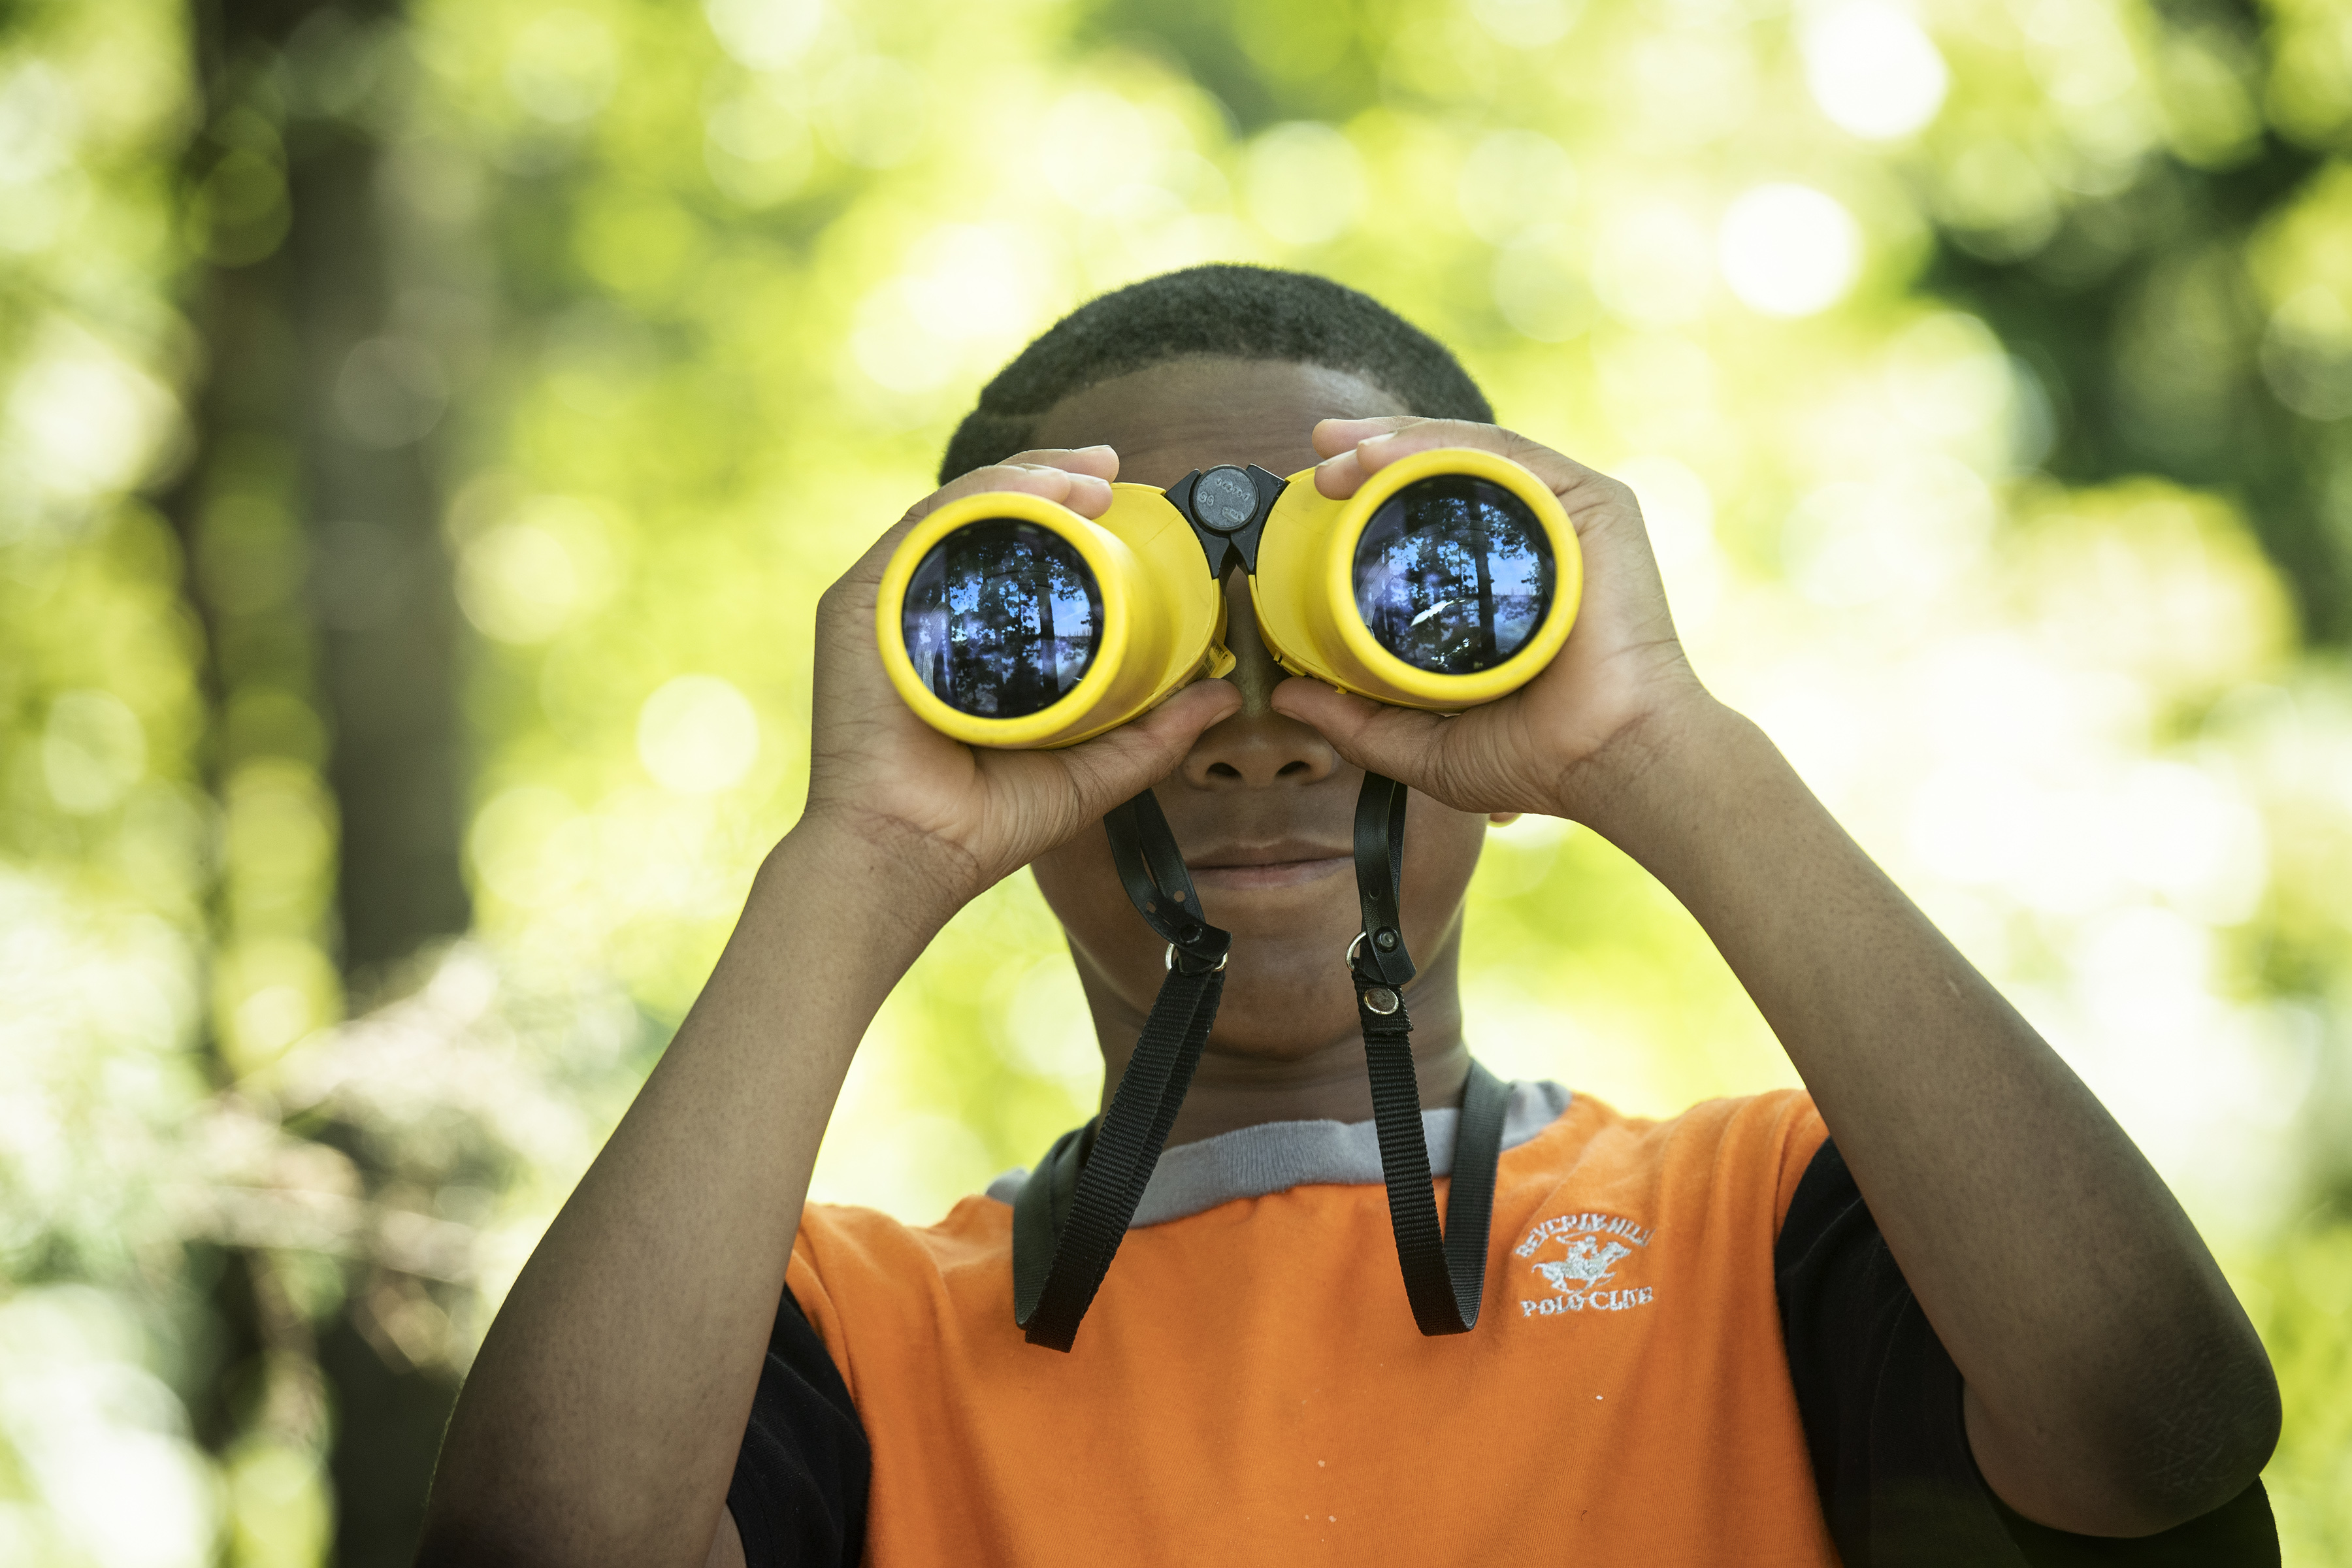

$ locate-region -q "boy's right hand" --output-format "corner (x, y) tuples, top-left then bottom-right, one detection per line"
(798, 446), (1242, 922)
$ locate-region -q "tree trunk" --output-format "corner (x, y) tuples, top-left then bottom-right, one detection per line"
(285, 87), (472, 976)
(175, 2), (470, 1561)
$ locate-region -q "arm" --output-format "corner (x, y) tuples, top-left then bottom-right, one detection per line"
(1281, 418), (2279, 1538)
(417, 828), (936, 1568)
(1590, 698), (2277, 1534)
(417, 449), (1239, 1568)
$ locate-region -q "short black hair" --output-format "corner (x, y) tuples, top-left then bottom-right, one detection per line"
(938, 264), (1493, 484)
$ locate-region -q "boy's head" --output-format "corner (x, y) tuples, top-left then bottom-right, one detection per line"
(941, 264), (1493, 483)
(945, 266), (1503, 1088)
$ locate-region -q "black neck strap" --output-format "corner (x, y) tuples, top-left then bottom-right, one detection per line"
(1351, 772), (1414, 988)
(1347, 772), (1507, 1336)
(1014, 791), (1227, 1351)
(1012, 776), (1506, 1350)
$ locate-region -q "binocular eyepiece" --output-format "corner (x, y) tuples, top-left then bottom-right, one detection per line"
(876, 447), (1583, 748)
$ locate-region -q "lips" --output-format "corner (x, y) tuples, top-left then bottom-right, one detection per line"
(1184, 839), (1353, 892)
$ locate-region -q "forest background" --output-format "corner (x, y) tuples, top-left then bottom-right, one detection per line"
(6, 0), (2352, 1561)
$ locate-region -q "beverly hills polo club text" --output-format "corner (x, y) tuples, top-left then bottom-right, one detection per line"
(1514, 1211), (1657, 1318)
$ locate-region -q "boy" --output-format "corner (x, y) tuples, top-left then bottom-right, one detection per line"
(419, 267), (2281, 1565)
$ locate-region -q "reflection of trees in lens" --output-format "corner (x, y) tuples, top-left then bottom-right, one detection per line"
(902, 521), (1102, 717)
(1352, 478), (1554, 674)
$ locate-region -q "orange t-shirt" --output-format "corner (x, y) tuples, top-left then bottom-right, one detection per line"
(783, 1086), (1836, 1565)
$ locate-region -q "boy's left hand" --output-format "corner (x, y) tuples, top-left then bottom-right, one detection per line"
(1273, 417), (1711, 826)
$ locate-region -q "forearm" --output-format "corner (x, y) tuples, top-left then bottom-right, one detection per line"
(1579, 698), (2277, 1533)
(421, 823), (957, 1567)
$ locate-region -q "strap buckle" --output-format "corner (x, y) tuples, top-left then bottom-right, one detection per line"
(1166, 941), (1230, 975)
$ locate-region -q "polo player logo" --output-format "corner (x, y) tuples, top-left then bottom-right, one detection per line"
(1514, 1211), (1658, 1319)
(1534, 1235), (1629, 1294)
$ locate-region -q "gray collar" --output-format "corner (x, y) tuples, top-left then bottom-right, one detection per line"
(983, 1079), (1571, 1228)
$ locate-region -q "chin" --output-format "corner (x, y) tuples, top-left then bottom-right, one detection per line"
(1196, 945), (1370, 1056)
(1201, 901), (1363, 965)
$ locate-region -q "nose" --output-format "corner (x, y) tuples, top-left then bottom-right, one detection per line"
(1179, 572), (1343, 789)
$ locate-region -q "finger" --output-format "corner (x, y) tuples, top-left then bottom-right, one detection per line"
(1312, 416), (1428, 497)
(928, 460), (1117, 519)
(964, 448), (1120, 517)
(1311, 416), (1414, 459)
(840, 463), (1112, 596)
(1352, 420), (1610, 512)
(1048, 681), (1243, 819)
(1317, 416), (1543, 498)
(998, 444), (1121, 483)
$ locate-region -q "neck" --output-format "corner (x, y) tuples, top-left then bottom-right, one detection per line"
(1079, 934), (1473, 1147)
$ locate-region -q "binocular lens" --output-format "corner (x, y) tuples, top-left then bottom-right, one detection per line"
(1352, 476), (1556, 675)
(902, 520), (1103, 719)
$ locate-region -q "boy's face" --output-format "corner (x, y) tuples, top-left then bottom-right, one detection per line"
(1024, 357), (1490, 1065)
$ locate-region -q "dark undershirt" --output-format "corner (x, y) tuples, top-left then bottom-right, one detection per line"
(725, 1139), (2277, 1565)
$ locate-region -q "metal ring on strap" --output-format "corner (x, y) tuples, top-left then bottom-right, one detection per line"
(1165, 942), (1230, 973)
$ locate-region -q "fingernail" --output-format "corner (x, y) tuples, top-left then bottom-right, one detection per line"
(1082, 443), (1115, 453)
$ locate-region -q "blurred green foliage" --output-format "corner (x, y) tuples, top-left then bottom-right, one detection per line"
(5, 0), (2352, 1561)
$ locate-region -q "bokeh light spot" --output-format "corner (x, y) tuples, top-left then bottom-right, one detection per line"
(334, 336), (448, 448)
(904, 225), (1051, 345)
(1039, 90), (1155, 214)
(1457, 129), (1576, 244)
(470, 786), (586, 909)
(1883, 311), (2012, 439)
(1491, 225), (1593, 342)
(4, 318), (180, 503)
(703, 0), (825, 70)
(817, 56), (926, 169)
(637, 675), (761, 795)
(504, 10), (617, 125)
(1469, 0), (1582, 49)
(1243, 122), (1363, 246)
(704, 91), (814, 207)
(850, 280), (954, 396)
(1718, 183), (1862, 318)
(1591, 204), (1714, 327)
(1615, 457), (1721, 629)
(2259, 286), (2352, 421)
(0, 60), (79, 184)
(1801, 2), (1949, 140)
(43, 691), (147, 815)
(1782, 455), (1993, 606)
(459, 522), (580, 645)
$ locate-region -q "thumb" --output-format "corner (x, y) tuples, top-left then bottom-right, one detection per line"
(1051, 679), (1243, 817)
(1270, 679), (1455, 790)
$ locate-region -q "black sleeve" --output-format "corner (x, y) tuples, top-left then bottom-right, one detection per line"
(1774, 1139), (2278, 1568)
(725, 1286), (870, 1568)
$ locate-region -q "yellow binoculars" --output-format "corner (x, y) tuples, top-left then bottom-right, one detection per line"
(875, 447), (1582, 748)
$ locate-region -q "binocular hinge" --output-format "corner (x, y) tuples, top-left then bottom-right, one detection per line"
(1167, 463), (1286, 578)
